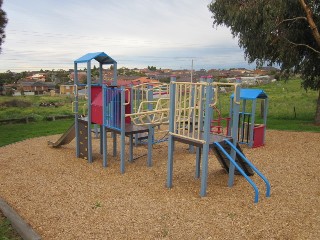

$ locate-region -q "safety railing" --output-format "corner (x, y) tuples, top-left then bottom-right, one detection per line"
(103, 86), (123, 131)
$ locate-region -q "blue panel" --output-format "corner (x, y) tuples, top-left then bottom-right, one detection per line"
(231, 89), (268, 100)
(74, 52), (116, 64)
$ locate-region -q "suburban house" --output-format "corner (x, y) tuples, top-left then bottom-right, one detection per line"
(25, 73), (46, 82)
(20, 82), (49, 95)
(60, 84), (75, 95)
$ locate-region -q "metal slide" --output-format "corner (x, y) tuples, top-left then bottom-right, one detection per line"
(211, 141), (254, 176)
(47, 123), (75, 147)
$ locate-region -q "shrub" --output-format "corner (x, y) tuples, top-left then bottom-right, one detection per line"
(0, 99), (32, 107)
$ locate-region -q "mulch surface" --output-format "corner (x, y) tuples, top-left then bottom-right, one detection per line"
(0, 130), (319, 239)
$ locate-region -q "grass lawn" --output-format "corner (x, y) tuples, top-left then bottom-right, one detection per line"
(0, 119), (74, 147)
(0, 212), (21, 240)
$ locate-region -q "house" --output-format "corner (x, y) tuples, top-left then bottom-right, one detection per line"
(60, 84), (75, 95)
(254, 67), (279, 75)
(26, 73), (46, 82)
(20, 82), (49, 95)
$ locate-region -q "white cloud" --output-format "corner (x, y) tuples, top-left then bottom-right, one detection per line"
(0, 0), (251, 72)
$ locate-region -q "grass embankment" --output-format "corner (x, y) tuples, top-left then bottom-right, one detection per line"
(215, 78), (319, 132)
(0, 94), (86, 120)
(0, 119), (74, 147)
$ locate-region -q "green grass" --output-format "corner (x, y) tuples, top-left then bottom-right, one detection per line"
(0, 95), (86, 120)
(214, 78), (320, 132)
(251, 78), (318, 121)
(266, 118), (320, 132)
(0, 119), (74, 147)
(0, 213), (21, 240)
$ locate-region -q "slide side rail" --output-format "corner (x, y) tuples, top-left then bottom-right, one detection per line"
(224, 139), (271, 198)
(214, 142), (259, 203)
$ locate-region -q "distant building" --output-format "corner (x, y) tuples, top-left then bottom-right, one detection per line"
(26, 73), (46, 82)
(20, 82), (49, 95)
(60, 84), (75, 95)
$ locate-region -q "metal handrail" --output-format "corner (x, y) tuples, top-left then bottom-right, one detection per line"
(214, 141), (260, 203)
(224, 139), (271, 198)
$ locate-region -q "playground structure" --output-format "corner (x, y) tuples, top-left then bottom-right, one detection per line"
(49, 51), (270, 203)
(231, 89), (268, 148)
(71, 52), (172, 173)
(166, 76), (270, 202)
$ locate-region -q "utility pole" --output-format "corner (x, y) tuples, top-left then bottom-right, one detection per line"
(191, 59), (193, 83)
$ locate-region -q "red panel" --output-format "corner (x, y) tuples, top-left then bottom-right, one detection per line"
(253, 124), (265, 148)
(91, 86), (102, 105)
(90, 86), (132, 125)
(91, 86), (103, 125)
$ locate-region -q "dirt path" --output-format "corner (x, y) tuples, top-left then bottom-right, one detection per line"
(0, 130), (319, 239)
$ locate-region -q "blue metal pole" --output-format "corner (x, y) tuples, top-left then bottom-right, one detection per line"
(189, 83), (195, 154)
(102, 85), (107, 167)
(195, 147), (201, 179)
(166, 76), (176, 188)
(120, 86), (126, 173)
(228, 95), (233, 137)
(224, 139), (271, 198)
(99, 62), (103, 85)
(87, 61), (92, 163)
(147, 84), (154, 167)
(195, 77), (206, 178)
(228, 81), (241, 187)
(129, 134), (133, 162)
(263, 98), (268, 145)
(249, 99), (257, 147)
(240, 99), (247, 143)
(215, 141), (259, 203)
(74, 62), (80, 158)
(200, 76), (213, 197)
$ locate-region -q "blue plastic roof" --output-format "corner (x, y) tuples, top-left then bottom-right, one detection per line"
(74, 52), (116, 64)
(231, 89), (268, 100)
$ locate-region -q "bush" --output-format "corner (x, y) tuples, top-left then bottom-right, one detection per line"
(0, 99), (32, 107)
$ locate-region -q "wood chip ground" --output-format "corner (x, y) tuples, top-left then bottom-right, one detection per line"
(0, 130), (319, 239)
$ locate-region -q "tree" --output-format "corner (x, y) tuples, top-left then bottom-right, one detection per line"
(148, 66), (157, 71)
(208, 0), (320, 125)
(0, 0), (7, 53)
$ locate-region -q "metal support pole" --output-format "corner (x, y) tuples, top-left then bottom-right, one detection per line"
(228, 81), (241, 187)
(74, 62), (80, 158)
(200, 77), (213, 197)
(167, 76), (176, 188)
(263, 98), (268, 145)
(195, 147), (201, 178)
(249, 99), (257, 148)
(120, 86), (126, 173)
(87, 61), (92, 163)
(102, 85), (107, 167)
(147, 85), (154, 167)
(99, 62), (103, 85)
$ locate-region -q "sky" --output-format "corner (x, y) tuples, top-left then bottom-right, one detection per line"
(0, 0), (254, 72)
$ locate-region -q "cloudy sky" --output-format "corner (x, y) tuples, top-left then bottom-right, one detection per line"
(0, 0), (254, 72)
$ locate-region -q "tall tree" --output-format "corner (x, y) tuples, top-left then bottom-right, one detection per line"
(0, 0), (8, 53)
(208, 0), (320, 125)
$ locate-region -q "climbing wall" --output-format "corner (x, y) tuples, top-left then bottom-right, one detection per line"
(78, 119), (89, 160)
